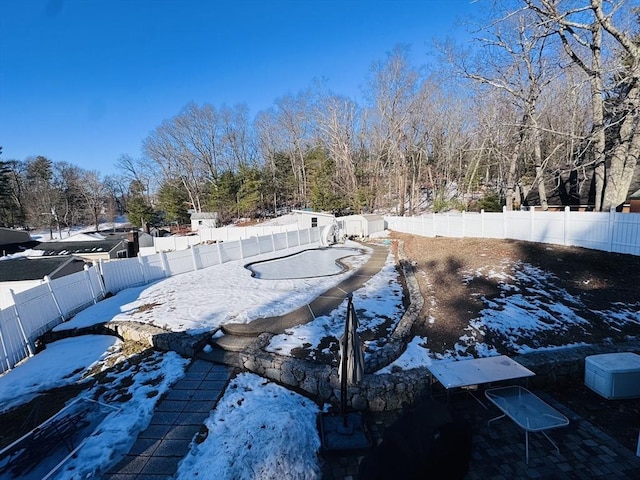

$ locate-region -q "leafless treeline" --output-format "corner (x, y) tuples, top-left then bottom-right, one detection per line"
(2, 1), (638, 231)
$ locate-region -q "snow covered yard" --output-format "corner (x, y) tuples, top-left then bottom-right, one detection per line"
(2, 231), (640, 478)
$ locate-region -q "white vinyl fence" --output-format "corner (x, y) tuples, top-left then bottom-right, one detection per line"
(0, 265), (105, 373)
(0, 227), (321, 374)
(385, 207), (640, 256)
(143, 223), (302, 255)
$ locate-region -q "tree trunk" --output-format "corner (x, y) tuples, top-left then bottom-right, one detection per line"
(602, 82), (640, 209)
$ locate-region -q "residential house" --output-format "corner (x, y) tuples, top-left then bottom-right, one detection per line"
(0, 255), (87, 307)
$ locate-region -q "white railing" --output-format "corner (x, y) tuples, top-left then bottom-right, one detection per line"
(385, 207), (640, 256)
(0, 227), (321, 374)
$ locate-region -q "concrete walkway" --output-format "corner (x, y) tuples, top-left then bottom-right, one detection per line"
(103, 360), (231, 480)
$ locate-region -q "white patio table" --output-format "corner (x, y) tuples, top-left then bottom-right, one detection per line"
(427, 355), (535, 404)
(485, 385), (569, 463)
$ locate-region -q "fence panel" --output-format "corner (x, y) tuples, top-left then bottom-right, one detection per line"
(165, 249), (196, 276)
(529, 211), (566, 245)
(219, 240), (242, 262)
(258, 235), (274, 255)
(463, 212), (483, 237)
(611, 212), (640, 255)
(309, 227), (321, 243)
(12, 284), (62, 342)
(241, 237), (261, 258)
(0, 307), (31, 373)
(48, 269), (96, 318)
(286, 230), (300, 248)
(197, 243), (222, 269)
(298, 228), (310, 245)
(565, 211), (611, 251)
(435, 213), (465, 238)
(86, 265), (105, 301)
(139, 254), (166, 283)
(101, 257), (146, 294)
(153, 235), (199, 252)
(478, 212), (505, 239)
(273, 232), (289, 251)
(502, 211), (531, 241)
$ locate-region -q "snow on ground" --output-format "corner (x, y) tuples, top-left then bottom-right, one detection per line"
(175, 372), (322, 480)
(53, 350), (189, 480)
(3, 234), (639, 479)
(56, 241), (371, 335)
(266, 250), (404, 360)
(0, 335), (121, 413)
(28, 219), (131, 242)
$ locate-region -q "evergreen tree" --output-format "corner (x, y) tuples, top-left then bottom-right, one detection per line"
(126, 195), (154, 231)
(237, 165), (263, 219)
(157, 180), (191, 225)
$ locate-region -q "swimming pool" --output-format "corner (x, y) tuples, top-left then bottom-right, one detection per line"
(246, 247), (363, 280)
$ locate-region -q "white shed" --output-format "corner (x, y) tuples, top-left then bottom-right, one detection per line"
(338, 214), (386, 238)
(190, 212), (218, 231)
(292, 210), (336, 230)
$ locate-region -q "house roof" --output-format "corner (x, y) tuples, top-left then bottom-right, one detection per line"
(0, 256), (85, 281)
(0, 241), (40, 256)
(630, 189), (640, 200)
(292, 209), (336, 218)
(33, 239), (125, 256)
(339, 214), (384, 221)
(191, 212), (218, 220)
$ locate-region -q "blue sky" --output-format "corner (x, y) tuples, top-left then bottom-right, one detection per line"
(0, 0), (477, 176)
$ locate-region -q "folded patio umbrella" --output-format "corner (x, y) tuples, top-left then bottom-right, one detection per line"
(339, 294), (365, 425)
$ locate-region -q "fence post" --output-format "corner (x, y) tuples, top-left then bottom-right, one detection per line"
(297, 229), (301, 247)
(462, 211), (466, 238)
(44, 275), (66, 321)
(94, 260), (107, 297)
(216, 241), (223, 264)
(608, 207), (616, 252)
(564, 206), (570, 246)
(503, 206), (508, 239)
(137, 255), (147, 285)
(481, 209), (485, 238)
(0, 311), (13, 371)
(160, 251), (170, 277)
(191, 245), (200, 271)
(432, 212), (437, 237)
(256, 236), (261, 255)
(239, 238), (245, 260)
(530, 206), (535, 242)
(10, 289), (34, 358)
(271, 232), (276, 253)
(83, 265), (98, 305)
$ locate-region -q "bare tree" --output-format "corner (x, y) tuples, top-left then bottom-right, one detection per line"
(79, 171), (107, 232)
(525, 0), (640, 210)
(448, 4), (559, 210)
(365, 45), (423, 215)
(313, 90), (361, 209)
(272, 91), (316, 207)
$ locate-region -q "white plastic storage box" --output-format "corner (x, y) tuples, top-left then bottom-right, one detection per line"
(584, 352), (640, 400)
